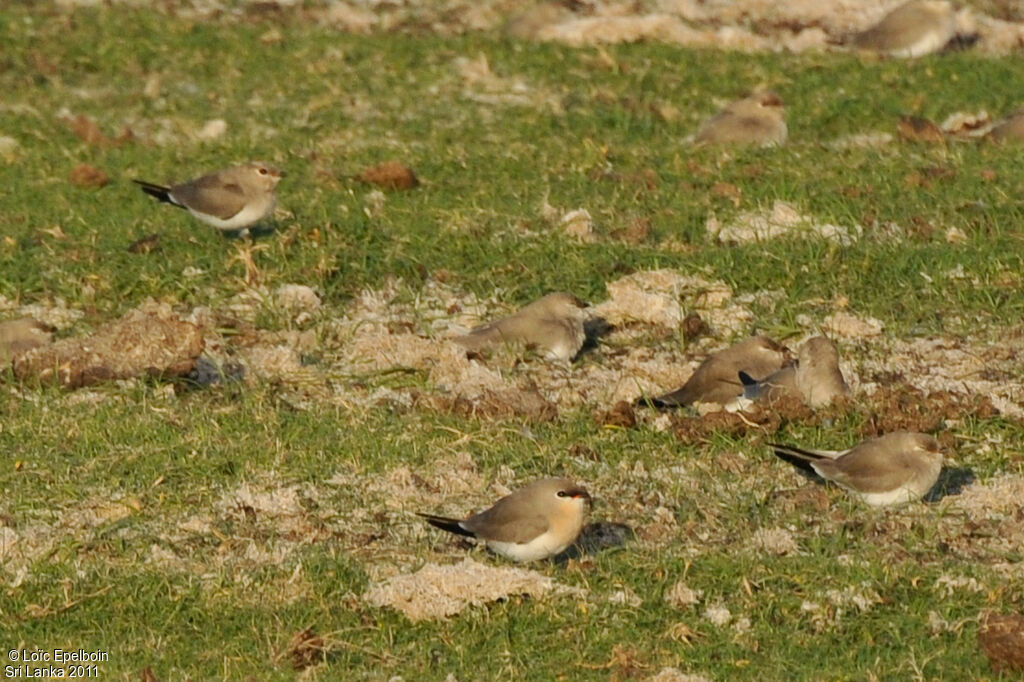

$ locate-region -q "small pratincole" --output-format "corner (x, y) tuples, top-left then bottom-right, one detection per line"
(771, 431), (944, 507)
(739, 336), (849, 408)
(134, 161), (284, 235)
(418, 477), (591, 562)
(453, 292), (590, 362)
(647, 335), (791, 408)
(695, 91), (788, 147)
(849, 0), (956, 58)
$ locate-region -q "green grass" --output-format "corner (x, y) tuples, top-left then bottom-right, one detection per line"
(2, 4), (1024, 680)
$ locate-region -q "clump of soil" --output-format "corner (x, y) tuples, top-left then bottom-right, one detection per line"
(861, 385), (998, 436)
(13, 301), (202, 388)
(979, 612), (1024, 672)
(358, 161), (419, 190)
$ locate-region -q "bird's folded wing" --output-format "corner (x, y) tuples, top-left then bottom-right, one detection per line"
(454, 323), (505, 351)
(852, 18), (924, 49)
(467, 507), (549, 544)
(821, 442), (915, 494)
(174, 176), (247, 220)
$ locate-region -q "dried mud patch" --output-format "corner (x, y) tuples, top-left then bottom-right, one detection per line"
(707, 200), (860, 245)
(87, 1), (1024, 57)
(287, 271), (764, 416)
(363, 557), (585, 622)
(1, 493), (144, 587)
(979, 612), (1024, 673)
(593, 269), (751, 339)
(860, 385), (999, 436)
(425, 385), (558, 421)
(937, 476), (1024, 563)
(860, 334), (1024, 419)
(666, 383), (996, 445)
(13, 301), (202, 388)
(670, 408), (784, 443)
(139, 480), (342, 605)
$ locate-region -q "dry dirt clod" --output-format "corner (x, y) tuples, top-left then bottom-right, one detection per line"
(69, 163), (110, 188)
(62, 114), (134, 147)
(897, 116), (945, 144)
(127, 233), (161, 254)
(597, 400), (637, 428)
(13, 301), (203, 388)
(357, 161), (419, 190)
(979, 612), (1024, 672)
(681, 313), (709, 342)
(284, 627), (327, 671)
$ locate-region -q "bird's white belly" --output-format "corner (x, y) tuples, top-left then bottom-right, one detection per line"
(890, 30), (949, 58)
(859, 486), (919, 507)
(487, 531), (572, 563)
(186, 197), (275, 231)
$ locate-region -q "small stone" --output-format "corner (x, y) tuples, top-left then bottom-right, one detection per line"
(196, 119), (228, 141)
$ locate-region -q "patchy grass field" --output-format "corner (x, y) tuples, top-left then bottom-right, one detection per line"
(3, 3), (1024, 680)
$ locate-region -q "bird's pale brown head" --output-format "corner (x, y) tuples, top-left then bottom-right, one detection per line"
(247, 162), (285, 189)
(798, 336), (840, 368)
(532, 477), (592, 509)
(530, 292), (591, 321)
(913, 433), (944, 456)
(547, 292), (590, 309)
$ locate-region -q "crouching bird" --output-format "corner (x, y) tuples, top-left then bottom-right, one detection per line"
(418, 477), (591, 562)
(645, 335), (791, 408)
(453, 292), (590, 362)
(771, 432), (944, 507)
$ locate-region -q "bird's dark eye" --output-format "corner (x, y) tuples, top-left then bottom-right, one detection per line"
(258, 167), (268, 175)
(556, 491), (569, 498)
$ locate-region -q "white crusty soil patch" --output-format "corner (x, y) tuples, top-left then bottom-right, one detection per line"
(68, 0), (1024, 57)
(363, 557), (585, 621)
(707, 200), (860, 245)
(594, 268), (751, 339)
(859, 335), (1024, 418)
(821, 311), (885, 339)
(750, 527), (801, 556)
(949, 475), (1024, 518)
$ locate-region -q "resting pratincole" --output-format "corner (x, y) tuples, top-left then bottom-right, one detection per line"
(418, 477), (591, 562)
(695, 91), (788, 147)
(453, 292), (590, 362)
(649, 335), (791, 408)
(740, 336), (849, 408)
(771, 432), (944, 507)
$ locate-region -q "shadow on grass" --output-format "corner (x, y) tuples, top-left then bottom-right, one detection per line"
(925, 466), (977, 502)
(578, 316), (614, 357)
(556, 521), (635, 563)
